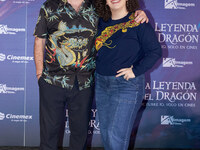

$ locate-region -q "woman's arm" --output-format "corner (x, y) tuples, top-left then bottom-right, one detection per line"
(132, 23), (162, 77)
(116, 23), (162, 80)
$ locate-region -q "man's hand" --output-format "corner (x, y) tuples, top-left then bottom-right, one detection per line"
(36, 73), (42, 80)
(116, 66), (135, 81)
(135, 10), (149, 23)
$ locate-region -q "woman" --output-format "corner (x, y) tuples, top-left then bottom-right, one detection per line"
(95, 0), (162, 150)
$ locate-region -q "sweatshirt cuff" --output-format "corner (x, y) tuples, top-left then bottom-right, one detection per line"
(132, 67), (142, 77)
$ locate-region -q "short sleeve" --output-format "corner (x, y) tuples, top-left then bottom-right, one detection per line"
(33, 6), (48, 38)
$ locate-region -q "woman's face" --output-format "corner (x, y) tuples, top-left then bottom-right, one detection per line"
(106, 0), (127, 12)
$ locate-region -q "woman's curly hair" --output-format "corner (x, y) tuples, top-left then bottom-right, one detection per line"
(95, 0), (140, 21)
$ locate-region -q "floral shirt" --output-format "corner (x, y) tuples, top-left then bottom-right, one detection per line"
(34, 0), (98, 90)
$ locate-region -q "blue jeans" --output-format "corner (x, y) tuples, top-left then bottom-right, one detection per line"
(95, 73), (145, 150)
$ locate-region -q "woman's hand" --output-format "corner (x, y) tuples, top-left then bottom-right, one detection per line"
(135, 10), (149, 23)
(116, 66), (135, 81)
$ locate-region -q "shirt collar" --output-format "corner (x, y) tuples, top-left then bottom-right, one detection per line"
(58, 0), (92, 12)
(59, 0), (90, 5)
(60, 0), (67, 5)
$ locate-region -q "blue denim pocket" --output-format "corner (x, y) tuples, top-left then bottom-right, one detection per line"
(117, 76), (138, 89)
(115, 74), (145, 101)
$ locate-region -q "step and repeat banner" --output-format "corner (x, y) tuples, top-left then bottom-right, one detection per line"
(0, 0), (200, 148)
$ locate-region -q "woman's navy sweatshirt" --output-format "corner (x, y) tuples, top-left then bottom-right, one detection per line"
(95, 12), (162, 77)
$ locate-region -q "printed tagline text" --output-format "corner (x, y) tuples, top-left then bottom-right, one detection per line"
(143, 81), (197, 108)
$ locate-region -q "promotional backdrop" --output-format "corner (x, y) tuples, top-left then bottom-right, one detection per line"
(0, 0), (200, 148)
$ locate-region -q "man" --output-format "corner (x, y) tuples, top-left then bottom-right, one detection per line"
(34, 0), (148, 150)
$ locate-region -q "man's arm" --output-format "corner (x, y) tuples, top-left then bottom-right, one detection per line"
(34, 37), (46, 80)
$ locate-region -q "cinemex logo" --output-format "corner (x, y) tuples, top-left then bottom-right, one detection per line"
(164, 0), (195, 9)
(12, 0), (36, 4)
(0, 112), (5, 120)
(0, 84), (24, 94)
(0, 53), (33, 64)
(163, 58), (193, 67)
(0, 24), (25, 35)
(161, 115), (191, 125)
(0, 112), (32, 122)
(0, 53), (6, 61)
